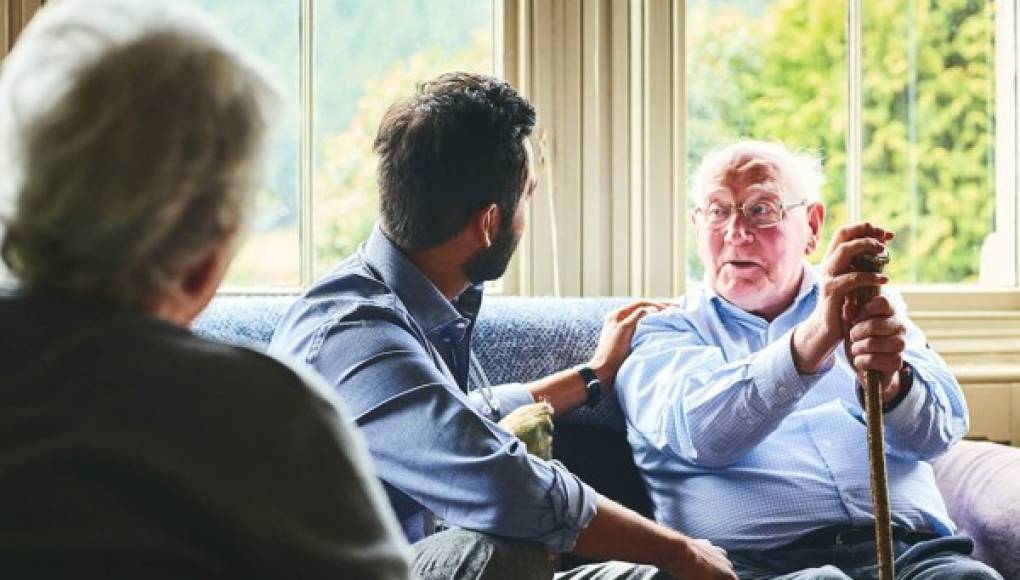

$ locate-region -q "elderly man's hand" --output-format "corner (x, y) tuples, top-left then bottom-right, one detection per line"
(845, 295), (908, 401)
(793, 222), (893, 374)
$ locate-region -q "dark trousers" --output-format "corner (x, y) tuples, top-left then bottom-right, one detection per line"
(412, 529), (668, 580)
(730, 534), (1003, 580)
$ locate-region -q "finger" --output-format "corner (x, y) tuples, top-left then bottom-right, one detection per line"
(849, 334), (907, 357)
(613, 300), (668, 320)
(841, 297), (856, 330)
(826, 222), (895, 254)
(853, 352), (904, 376)
(852, 295), (895, 322)
(821, 271), (888, 300)
(621, 305), (656, 327)
(825, 237), (887, 276)
(848, 316), (905, 342)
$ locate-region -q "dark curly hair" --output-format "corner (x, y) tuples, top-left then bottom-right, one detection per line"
(373, 72), (536, 250)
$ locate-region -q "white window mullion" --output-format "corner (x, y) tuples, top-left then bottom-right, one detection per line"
(997, 0), (1020, 287)
(847, 0), (863, 224)
(298, 0), (314, 287)
(672, 0), (686, 296)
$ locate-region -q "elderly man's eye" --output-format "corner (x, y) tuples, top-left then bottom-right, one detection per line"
(748, 202), (779, 219)
(706, 205), (730, 220)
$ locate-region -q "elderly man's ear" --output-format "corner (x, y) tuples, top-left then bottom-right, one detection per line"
(805, 202), (826, 255)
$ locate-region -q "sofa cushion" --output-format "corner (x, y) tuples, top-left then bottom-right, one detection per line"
(931, 440), (1020, 578)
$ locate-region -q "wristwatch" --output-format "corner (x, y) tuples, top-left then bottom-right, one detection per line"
(576, 365), (602, 408)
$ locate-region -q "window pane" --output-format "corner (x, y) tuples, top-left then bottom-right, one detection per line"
(312, 0), (494, 277)
(686, 0), (848, 285)
(862, 0), (1000, 285)
(195, 0), (301, 287)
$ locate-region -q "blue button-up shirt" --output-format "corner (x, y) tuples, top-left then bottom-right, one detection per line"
(616, 266), (968, 551)
(268, 226), (598, 552)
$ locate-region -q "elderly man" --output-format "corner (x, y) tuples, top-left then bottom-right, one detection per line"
(270, 72), (735, 580)
(616, 140), (1002, 579)
(0, 1), (409, 577)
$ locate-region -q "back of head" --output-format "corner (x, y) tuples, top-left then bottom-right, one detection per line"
(374, 71), (536, 251)
(0, 0), (279, 307)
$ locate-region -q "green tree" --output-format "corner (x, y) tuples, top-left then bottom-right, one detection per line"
(312, 31), (491, 275)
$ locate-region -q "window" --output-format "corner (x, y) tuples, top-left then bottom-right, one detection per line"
(686, 0), (1005, 288)
(194, 0), (495, 289)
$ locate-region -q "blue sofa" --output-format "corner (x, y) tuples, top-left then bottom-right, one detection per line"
(194, 295), (1020, 578)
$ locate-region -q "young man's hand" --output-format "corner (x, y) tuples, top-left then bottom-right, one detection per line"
(659, 536), (737, 580)
(589, 300), (670, 388)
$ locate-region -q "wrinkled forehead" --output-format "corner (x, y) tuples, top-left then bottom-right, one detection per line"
(700, 154), (789, 203)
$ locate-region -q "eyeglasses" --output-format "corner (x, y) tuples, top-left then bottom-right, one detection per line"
(695, 197), (810, 230)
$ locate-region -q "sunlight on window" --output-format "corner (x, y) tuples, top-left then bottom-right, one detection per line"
(862, 0), (997, 285)
(194, 0), (493, 287)
(311, 1), (494, 278)
(193, 0), (300, 287)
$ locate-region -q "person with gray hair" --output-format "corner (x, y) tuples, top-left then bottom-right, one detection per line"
(615, 139), (1001, 579)
(0, 1), (411, 578)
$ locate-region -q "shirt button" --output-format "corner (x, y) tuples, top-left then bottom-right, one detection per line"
(777, 385), (786, 395)
(455, 321), (467, 329)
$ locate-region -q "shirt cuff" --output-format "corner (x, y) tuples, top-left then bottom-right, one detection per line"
(535, 461), (599, 553)
(468, 383), (535, 419)
(750, 328), (828, 411)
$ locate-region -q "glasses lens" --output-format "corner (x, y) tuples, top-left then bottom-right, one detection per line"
(745, 199), (782, 227)
(705, 202), (732, 226)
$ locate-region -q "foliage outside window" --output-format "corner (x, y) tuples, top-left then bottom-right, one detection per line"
(193, 0), (493, 287)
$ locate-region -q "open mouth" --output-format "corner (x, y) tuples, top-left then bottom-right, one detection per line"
(724, 260), (761, 270)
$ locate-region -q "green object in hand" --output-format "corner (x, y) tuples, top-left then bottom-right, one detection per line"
(498, 402), (554, 460)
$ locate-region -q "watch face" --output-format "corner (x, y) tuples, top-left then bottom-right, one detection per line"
(585, 380), (602, 408)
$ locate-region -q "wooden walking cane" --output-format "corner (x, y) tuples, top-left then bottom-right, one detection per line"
(851, 251), (895, 580)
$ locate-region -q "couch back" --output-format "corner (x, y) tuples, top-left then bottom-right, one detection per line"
(192, 295), (655, 517)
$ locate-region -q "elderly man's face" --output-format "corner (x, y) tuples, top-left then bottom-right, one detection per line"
(694, 161), (822, 320)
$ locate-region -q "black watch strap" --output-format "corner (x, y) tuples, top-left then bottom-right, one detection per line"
(577, 366), (602, 408)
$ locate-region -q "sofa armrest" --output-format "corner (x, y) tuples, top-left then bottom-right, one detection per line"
(931, 440), (1020, 579)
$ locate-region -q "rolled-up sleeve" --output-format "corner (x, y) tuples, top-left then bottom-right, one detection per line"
(468, 382), (535, 420)
(276, 305), (596, 553)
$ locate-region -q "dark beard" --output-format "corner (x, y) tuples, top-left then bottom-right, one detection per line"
(463, 222), (520, 284)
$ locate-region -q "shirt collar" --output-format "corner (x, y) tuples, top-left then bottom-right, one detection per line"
(361, 224), (476, 336)
(703, 261), (819, 323)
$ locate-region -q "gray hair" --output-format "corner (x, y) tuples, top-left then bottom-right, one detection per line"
(0, 0), (279, 306)
(692, 140), (825, 206)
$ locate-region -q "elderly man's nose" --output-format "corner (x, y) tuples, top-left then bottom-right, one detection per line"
(723, 212), (754, 243)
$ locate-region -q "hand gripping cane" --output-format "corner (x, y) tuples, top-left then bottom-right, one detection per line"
(851, 251), (895, 580)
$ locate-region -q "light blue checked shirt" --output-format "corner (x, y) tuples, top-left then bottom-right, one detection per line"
(616, 265), (968, 551)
